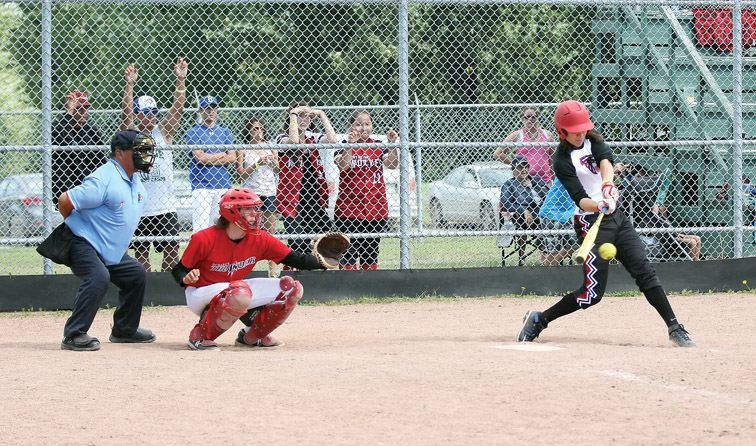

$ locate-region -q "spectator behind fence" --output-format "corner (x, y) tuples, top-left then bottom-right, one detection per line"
(615, 162), (701, 261)
(187, 95), (236, 233)
(236, 116), (278, 234)
(51, 90), (106, 203)
(236, 116), (280, 277)
(499, 155), (548, 266)
(56, 129), (157, 351)
(120, 58), (188, 272)
(275, 102), (337, 258)
(493, 106), (555, 183)
(538, 177), (578, 266)
(334, 110), (399, 270)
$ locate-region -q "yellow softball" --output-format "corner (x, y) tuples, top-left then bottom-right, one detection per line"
(598, 243), (617, 260)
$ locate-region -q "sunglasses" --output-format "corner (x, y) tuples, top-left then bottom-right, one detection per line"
(522, 114), (538, 120)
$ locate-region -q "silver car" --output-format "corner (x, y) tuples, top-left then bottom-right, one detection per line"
(427, 161), (513, 230)
(0, 173), (63, 240)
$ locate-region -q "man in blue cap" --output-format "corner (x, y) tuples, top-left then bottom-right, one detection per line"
(57, 129), (158, 351)
(186, 95), (236, 232)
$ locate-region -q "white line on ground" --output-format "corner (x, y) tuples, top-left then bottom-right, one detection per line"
(600, 369), (756, 409)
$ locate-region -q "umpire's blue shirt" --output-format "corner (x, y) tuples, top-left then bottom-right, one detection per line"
(65, 159), (145, 265)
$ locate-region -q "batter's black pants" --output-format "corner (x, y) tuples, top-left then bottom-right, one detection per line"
(570, 208), (662, 308)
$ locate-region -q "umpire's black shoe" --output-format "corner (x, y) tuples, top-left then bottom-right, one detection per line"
(109, 327), (156, 343)
(668, 324), (695, 347)
(517, 310), (547, 342)
(61, 333), (101, 351)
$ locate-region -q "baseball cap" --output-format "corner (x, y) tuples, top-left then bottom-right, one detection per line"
(134, 95), (159, 114)
(511, 155), (529, 168)
(111, 129), (145, 152)
(198, 95), (220, 109)
(66, 90), (91, 108)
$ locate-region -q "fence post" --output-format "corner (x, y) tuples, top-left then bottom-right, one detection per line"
(41, 0), (54, 275)
(398, 0), (410, 269)
(733, 1), (744, 258)
(414, 93), (423, 234)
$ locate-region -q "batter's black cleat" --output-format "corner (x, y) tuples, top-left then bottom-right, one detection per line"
(61, 333), (101, 351)
(668, 324), (695, 347)
(517, 310), (547, 342)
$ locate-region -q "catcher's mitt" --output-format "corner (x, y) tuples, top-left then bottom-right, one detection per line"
(312, 232), (350, 269)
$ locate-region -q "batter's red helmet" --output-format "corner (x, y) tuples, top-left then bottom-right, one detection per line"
(219, 188), (263, 232)
(554, 100), (594, 139)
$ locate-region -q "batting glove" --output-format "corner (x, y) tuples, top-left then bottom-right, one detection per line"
(597, 197), (616, 215)
(602, 181), (619, 200)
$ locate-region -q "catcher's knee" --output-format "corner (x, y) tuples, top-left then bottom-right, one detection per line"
(190, 281), (252, 341)
(278, 276), (304, 309)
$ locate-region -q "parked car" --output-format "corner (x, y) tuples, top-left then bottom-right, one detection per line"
(0, 173), (63, 239)
(427, 161), (513, 230)
(173, 170), (193, 231)
(324, 135), (418, 229)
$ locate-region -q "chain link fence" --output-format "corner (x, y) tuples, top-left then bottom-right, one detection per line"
(0, 0), (755, 275)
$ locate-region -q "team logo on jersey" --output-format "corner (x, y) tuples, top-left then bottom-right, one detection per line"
(209, 256), (257, 275)
(579, 154), (598, 174)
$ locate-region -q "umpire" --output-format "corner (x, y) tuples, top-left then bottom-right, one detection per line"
(57, 129), (157, 351)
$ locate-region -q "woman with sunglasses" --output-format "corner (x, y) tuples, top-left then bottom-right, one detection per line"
(274, 102), (337, 258)
(494, 106), (555, 183)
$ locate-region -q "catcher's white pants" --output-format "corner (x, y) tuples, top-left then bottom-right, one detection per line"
(185, 278), (286, 316)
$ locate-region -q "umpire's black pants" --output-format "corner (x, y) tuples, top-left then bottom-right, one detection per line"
(63, 236), (147, 339)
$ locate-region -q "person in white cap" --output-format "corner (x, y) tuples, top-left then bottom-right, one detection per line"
(120, 57), (188, 272)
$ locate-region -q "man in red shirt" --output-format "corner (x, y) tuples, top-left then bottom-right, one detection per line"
(172, 188), (336, 350)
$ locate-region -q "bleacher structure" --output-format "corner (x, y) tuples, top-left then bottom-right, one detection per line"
(590, 6), (756, 258)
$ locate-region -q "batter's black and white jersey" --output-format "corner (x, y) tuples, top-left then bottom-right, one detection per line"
(553, 135), (614, 216)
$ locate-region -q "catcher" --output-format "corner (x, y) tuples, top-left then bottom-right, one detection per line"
(172, 187), (349, 350)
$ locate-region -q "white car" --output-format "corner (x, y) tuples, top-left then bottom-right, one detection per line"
(427, 161), (513, 230)
(324, 135), (418, 229)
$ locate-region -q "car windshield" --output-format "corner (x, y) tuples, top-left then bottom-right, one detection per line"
(478, 168), (511, 188)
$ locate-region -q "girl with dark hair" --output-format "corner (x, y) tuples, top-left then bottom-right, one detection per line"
(517, 100), (694, 347)
(333, 110), (398, 270)
(274, 102), (337, 255)
(236, 116), (278, 235)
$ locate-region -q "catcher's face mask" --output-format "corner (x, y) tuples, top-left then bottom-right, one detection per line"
(132, 133), (156, 173)
(236, 206), (263, 232)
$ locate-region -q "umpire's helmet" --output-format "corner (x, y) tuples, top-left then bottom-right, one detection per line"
(110, 129), (156, 173)
(219, 188), (264, 233)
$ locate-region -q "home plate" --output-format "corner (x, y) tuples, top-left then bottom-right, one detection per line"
(493, 343), (565, 352)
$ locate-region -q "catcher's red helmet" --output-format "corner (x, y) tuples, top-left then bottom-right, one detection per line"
(219, 188), (263, 232)
(554, 100), (594, 139)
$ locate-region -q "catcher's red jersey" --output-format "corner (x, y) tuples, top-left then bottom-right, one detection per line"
(180, 226), (292, 287)
(335, 140), (389, 220)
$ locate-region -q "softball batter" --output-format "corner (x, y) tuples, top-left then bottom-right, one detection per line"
(516, 100), (694, 347)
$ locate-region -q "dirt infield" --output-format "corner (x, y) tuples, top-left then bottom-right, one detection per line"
(1, 292), (755, 445)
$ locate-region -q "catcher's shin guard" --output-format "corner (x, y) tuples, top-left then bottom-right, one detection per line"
(189, 281), (252, 341)
(242, 276), (303, 344)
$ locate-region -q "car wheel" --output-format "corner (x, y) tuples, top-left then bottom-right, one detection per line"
(429, 199), (447, 228)
(480, 203), (497, 231)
